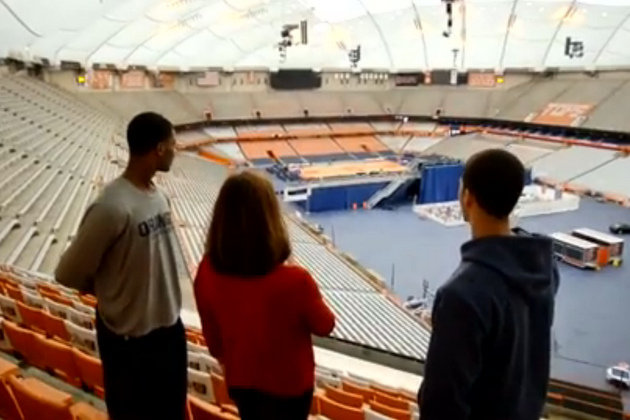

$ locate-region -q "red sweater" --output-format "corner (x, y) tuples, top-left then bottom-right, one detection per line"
(193, 256), (335, 396)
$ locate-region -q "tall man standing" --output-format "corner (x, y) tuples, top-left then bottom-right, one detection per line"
(419, 149), (559, 420)
(56, 112), (186, 420)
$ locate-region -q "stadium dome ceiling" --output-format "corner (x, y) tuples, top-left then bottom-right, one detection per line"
(1, 0), (630, 71)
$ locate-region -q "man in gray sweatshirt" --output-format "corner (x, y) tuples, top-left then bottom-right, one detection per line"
(56, 112), (186, 420)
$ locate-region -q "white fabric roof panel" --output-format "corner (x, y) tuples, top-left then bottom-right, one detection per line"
(3, 1), (630, 70)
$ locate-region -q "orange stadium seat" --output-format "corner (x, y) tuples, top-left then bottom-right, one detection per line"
(319, 395), (364, 420)
(72, 348), (105, 398)
(5, 284), (24, 303)
(0, 294), (22, 323)
(342, 380), (375, 402)
(39, 290), (74, 308)
(324, 384), (364, 408)
(188, 395), (239, 420)
(188, 368), (215, 403)
(78, 294), (97, 308)
(43, 298), (72, 321)
(16, 302), (46, 335)
(41, 311), (71, 343)
(0, 358), (22, 420)
(209, 373), (236, 411)
(3, 322), (46, 369)
(369, 400), (411, 420)
(334, 135), (388, 154)
(289, 137), (345, 157)
(238, 140), (296, 160)
(36, 283), (60, 298)
(373, 390), (410, 411)
(8, 375), (106, 420)
(37, 336), (81, 387)
(310, 393), (321, 415)
(8, 375), (73, 420)
(370, 383), (400, 399)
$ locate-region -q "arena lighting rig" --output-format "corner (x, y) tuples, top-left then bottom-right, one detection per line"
(277, 20), (307, 62)
(442, 0), (459, 38)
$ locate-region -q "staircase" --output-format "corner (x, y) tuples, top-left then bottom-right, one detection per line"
(366, 177), (408, 209)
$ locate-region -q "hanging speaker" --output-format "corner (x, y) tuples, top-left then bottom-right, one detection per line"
(300, 20), (308, 45)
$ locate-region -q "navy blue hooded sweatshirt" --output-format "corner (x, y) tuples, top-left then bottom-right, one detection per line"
(419, 233), (559, 420)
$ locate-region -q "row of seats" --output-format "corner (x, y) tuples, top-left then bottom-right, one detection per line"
(0, 264), (425, 420)
(0, 76), (119, 274)
(0, 356), (106, 420)
(77, 75), (630, 133)
(186, 324), (420, 420)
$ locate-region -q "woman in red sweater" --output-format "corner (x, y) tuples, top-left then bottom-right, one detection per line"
(194, 170), (336, 420)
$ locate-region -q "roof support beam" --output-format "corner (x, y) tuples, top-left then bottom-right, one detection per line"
(357, 0), (394, 68)
(498, 0), (519, 71)
(411, 2), (430, 70)
(593, 10), (630, 66)
(540, 0), (576, 68)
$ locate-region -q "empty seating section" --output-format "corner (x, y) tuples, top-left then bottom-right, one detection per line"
(341, 93), (383, 115)
(289, 137), (348, 160)
(202, 126), (237, 139)
(252, 93), (302, 118)
(505, 142), (555, 164)
(177, 130), (210, 146)
(585, 81), (630, 131)
(400, 122), (436, 133)
(375, 136), (409, 153)
(323, 290), (430, 358)
(442, 90), (491, 118)
(403, 137), (443, 154)
(83, 91), (200, 124)
(298, 92), (344, 116)
(371, 122), (401, 131)
(329, 122), (375, 134)
(207, 93), (255, 120)
(283, 123), (332, 137)
(532, 146), (618, 184)
(206, 143), (246, 161)
(0, 76), (118, 275)
(553, 78), (623, 106)
(235, 124), (285, 138)
(239, 140), (297, 163)
(286, 220), (319, 244)
(334, 136), (388, 155)
(157, 153), (432, 362)
(399, 90), (444, 115)
(421, 134), (505, 161)
(292, 243), (374, 292)
(497, 80), (574, 121)
(569, 156), (630, 197)
(0, 263), (425, 419)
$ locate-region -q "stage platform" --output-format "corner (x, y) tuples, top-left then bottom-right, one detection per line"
(298, 159), (407, 181)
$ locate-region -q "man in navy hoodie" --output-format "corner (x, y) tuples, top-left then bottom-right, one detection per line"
(418, 149), (559, 420)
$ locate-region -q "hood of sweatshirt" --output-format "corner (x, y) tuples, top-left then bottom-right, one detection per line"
(460, 235), (556, 301)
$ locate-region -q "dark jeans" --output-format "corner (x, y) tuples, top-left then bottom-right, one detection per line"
(229, 388), (314, 420)
(96, 313), (187, 420)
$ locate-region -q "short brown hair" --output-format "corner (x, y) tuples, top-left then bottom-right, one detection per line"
(206, 170), (291, 277)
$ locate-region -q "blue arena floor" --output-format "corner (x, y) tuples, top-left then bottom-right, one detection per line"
(304, 199), (630, 391)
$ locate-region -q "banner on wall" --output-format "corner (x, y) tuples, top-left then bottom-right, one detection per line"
(468, 72), (496, 88)
(151, 72), (175, 89)
(394, 73), (424, 86)
(120, 70), (145, 89)
(87, 70), (112, 90)
(197, 71), (220, 87)
(532, 103), (593, 126)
